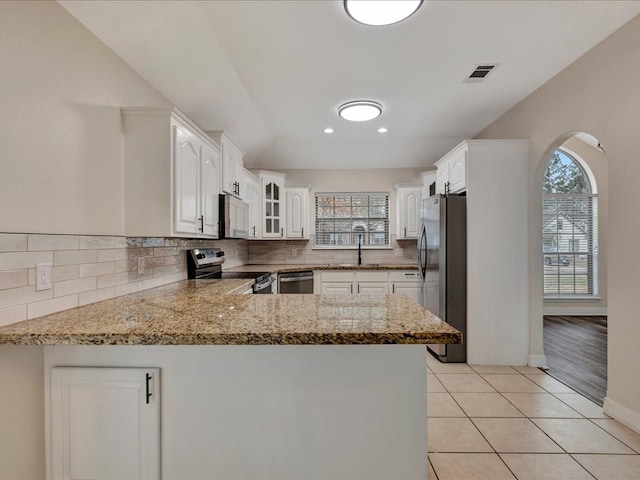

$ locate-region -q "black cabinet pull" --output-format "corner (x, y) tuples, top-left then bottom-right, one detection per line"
(199, 215), (204, 232)
(146, 373), (152, 404)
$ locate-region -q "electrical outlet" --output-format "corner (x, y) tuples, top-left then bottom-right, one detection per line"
(36, 263), (51, 291)
(291, 248), (297, 257)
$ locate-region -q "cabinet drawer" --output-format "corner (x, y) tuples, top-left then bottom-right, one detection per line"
(321, 271), (355, 282)
(354, 271), (389, 282)
(388, 271), (420, 283)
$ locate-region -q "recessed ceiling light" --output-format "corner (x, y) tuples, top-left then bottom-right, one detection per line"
(377, 127), (388, 133)
(344, 0), (423, 26)
(338, 100), (382, 122)
(324, 127), (334, 134)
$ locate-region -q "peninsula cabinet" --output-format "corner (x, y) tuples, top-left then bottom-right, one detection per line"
(285, 186), (311, 239)
(48, 366), (160, 480)
(394, 184), (421, 239)
(43, 344), (429, 480)
(207, 131), (245, 199)
(122, 108), (221, 238)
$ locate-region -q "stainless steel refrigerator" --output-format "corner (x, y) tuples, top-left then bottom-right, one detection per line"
(418, 193), (467, 363)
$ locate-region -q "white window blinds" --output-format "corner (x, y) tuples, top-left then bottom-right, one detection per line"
(315, 193), (390, 248)
(542, 194), (598, 297)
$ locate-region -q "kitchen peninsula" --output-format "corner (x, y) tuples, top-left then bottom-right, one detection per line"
(0, 280), (460, 479)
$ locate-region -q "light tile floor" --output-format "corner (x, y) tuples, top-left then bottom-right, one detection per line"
(427, 354), (640, 480)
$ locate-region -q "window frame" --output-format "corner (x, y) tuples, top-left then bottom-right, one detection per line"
(542, 150), (599, 299)
(314, 192), (391, 249)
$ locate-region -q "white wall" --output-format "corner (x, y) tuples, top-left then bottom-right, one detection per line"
(0, 2), (171, 476)
(476, 14), (640, 426)
(0, 1), (171, 236)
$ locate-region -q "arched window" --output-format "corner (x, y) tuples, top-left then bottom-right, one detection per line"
(542, 150), (598, 297)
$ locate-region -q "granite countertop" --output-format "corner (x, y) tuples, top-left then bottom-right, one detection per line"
(226, 264), (418, 273)
(0, 280), (460, 346)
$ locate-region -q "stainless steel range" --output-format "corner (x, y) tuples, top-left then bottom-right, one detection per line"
(187, 248), (274, 294)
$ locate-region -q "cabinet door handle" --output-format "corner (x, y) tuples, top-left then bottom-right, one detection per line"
(281, 228), (284, 237)
(198, 215), (204, 232)
(145, 373), (152, 404)
(357, 284), (360, 294)
(301, 227), (304, 238)
(252, 225), (256, 237)
(404, 227), (407, 238)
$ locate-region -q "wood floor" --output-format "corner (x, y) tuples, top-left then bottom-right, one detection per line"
(543, 315), (607, 406)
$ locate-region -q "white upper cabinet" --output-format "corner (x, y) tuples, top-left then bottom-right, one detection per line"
(242, 168), (261, 239)
(251, 170), (287, 239)
(435, 143), (468, 194)
(421, 171), (437, 199)
(394, 184), (421, 239)
(200, 141), (222, 237)
(207, 131), (245, 199)
(122, 108), (221, 238)
(285, 186), (310, 239)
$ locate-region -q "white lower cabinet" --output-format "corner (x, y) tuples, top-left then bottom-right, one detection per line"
(356, 282), (390, 295)
(321, 282), (354, 295)
(389, 271), (423, 304)
(48, 367), (160, 480)
(319, 270), (421, 297)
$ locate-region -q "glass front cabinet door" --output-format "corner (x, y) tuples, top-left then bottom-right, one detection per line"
(260, 172), (287, 238)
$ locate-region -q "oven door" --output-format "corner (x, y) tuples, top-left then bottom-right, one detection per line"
(253, 276), (275, 294)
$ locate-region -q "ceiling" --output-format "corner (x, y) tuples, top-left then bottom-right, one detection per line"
(59, 1), (640, 170)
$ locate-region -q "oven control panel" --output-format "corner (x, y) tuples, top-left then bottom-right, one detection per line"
(190, 248), (225, 267)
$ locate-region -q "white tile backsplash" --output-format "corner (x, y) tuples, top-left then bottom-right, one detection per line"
(0, 234), (28, 252)
(27, 294), (78, 320)
(53, 277), (97, 297)
(28, 234), (79, 251)
(0, 251), (53, 270)
(78, 262), (116, 278)
(0, 234), (248, 326)
(0, 270), (28, 290)
(0, 305), (27, 326)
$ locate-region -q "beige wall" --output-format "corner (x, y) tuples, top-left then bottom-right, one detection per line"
(543, 136), (608, 315)
(476, 14), (640, 423)
(0, 1), (171, 236)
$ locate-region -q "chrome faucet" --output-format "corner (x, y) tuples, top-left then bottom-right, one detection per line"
(357, 234), (362, 266)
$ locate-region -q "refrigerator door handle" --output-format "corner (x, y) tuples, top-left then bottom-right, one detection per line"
(418, 222), (428, 281)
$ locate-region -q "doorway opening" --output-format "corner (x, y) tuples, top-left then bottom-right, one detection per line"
(541, 132), (607, 406)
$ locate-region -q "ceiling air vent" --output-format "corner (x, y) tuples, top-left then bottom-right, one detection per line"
(465, 64), (498, 83)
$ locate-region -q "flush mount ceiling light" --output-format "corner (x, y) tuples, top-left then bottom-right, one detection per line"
(324, 127), (334, 133)
(344, 0), (423, 26)
(338, 100), (382, 122)
(377, 127), (388, 133)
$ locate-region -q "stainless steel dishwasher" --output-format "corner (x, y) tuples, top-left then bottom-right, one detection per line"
(278, 270), (314, 294)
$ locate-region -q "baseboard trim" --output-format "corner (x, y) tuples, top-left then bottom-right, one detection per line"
(603, 397), (640, 434)
(528, 354), (548, 369)
(543, 307), (607, 316)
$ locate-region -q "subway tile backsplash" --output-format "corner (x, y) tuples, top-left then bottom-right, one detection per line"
(0, 233), (248, 327)
(247, 235), (417, 266)
(0, 233), (417, 327)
